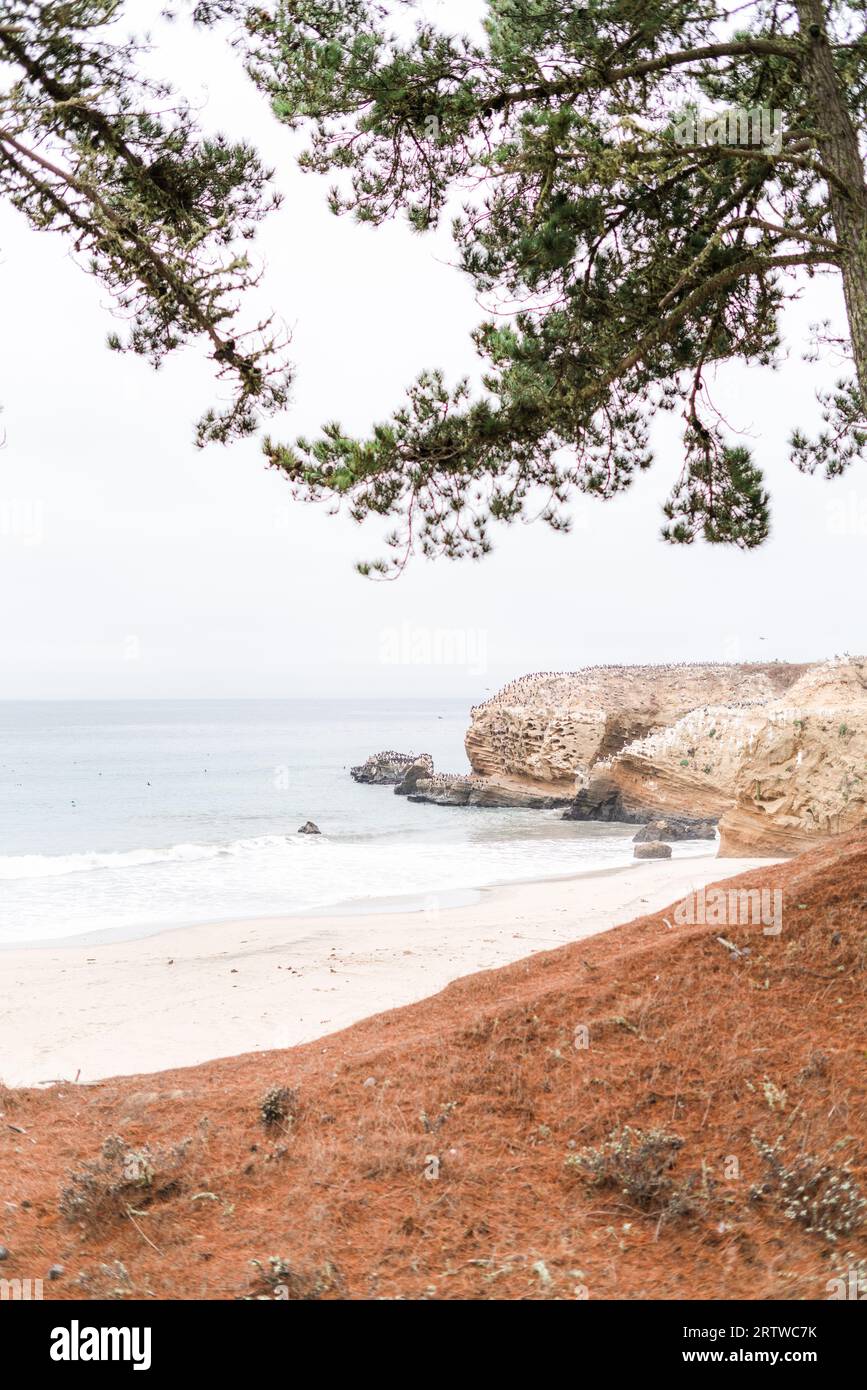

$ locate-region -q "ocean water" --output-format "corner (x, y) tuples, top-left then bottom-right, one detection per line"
(0, 699), (657, 945)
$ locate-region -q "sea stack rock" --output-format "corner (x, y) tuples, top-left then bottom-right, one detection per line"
(633, 841), (672, 859)
(394, 754), (436, 795)
(351, 751), (430, 785)
(297, 821), (321, 835)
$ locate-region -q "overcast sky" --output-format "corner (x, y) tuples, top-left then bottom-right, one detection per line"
(1, 3), (864, 701)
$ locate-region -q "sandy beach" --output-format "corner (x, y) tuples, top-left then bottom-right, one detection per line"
(0, 853), (777, 1086)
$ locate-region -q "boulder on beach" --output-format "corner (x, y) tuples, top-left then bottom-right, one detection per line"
(297, 821), (321, 835)
(633, 840), (672, 859)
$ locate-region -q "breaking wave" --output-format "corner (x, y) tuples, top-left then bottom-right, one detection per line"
(0, 835), (300, 882)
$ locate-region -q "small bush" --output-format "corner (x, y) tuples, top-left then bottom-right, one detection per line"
(751, 1137), (867, 1242)
(565, 1125), (694, 1217)
(59, 1134), (189, 1227)
(260, 1085), (298, 1129)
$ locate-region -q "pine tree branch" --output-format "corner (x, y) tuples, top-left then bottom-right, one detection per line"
(0, 126), (237, 360)
(0, 28), (147, 174)
(481, 39), (801, 113)
(595, 251), (838, 400)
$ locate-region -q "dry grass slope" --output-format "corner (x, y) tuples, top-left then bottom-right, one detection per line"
(1, 835), (865, 1300)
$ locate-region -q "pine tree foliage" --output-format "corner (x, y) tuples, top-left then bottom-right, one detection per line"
(217, 0), (867, 571)
(0, 1), (291, 444)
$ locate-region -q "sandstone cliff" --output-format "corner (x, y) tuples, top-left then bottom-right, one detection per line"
(466, 663), (810, 790)
(717, 660), (867, 854)
(579, 660), (867, 854)
(465, 658), (866, 855)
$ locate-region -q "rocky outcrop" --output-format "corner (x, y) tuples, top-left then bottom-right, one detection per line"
(466, 662), (809, 792)
(297, 821), (321, 835)
(394, 755), (436, 796)
(716, 660), (867, 855)
(351, 751), (431, 785)
(563, 776), (656, 824)
(355, 752), (571, 808)
(633, 816), (718, 843)
(567, 658), (867, 857)
(570, 700), (762, 823)
(407, 772), (572, 809)
(355, 659), (865, 854)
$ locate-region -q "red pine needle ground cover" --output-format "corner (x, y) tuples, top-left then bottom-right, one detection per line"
(2, 835), (865, 1300)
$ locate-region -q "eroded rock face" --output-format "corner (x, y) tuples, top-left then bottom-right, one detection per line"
(716, 660), (867, 855)
(406, 774), (475, 807)
(466, 663), (809, 792)
(407, 773), (571, 809)
(394, 755), (436, 796)
(350, 751), (430, 785)
(569, 659), (867, 856)
(633, 816), (718, 843)
(579, 704), (755, 824)
(562, 776), (653, 823)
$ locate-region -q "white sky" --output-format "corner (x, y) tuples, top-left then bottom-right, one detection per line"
(0, 3), (864, 700)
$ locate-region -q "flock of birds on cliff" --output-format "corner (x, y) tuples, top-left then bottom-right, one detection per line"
(469, 660), (802, 715)
(356, 751), (479, 789)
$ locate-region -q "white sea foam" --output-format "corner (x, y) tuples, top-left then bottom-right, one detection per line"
(0, 835), (297, 881)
